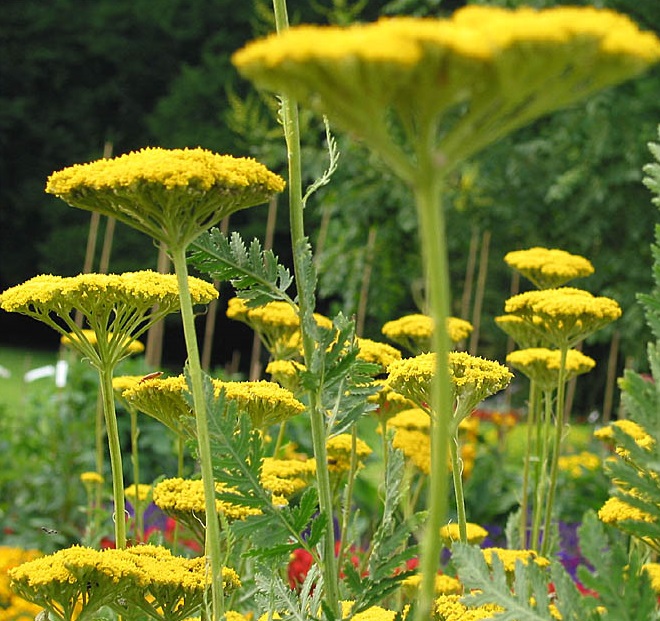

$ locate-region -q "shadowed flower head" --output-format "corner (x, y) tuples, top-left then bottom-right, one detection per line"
(46, 147), (285, 250)
(504, 287), (621, 348)
(506, 347), (596, 392)
(495, 314), (550, 349)
(122, 375), (196, 437)
(382, 314), (473, 354)
(233, 6), (660, 179)
(0, 272), (217, 370)
(504, 247), (594, 289)
(62, 330), (145, 356)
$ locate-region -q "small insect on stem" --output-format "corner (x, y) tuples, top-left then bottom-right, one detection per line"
(139, 371), (163, 383)
(41, 527), (58, 535)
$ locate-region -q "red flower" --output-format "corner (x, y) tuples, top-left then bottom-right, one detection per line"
(288, 548), (314, 590)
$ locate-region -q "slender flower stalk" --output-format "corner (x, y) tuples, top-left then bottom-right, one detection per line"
(271, 0), (340, 612)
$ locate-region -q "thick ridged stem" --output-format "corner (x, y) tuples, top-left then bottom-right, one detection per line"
(413, 171), (452, 621)
(170, 246), (224, 621)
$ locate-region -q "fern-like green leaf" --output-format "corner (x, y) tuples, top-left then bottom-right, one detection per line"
(189, 229), (294, 305)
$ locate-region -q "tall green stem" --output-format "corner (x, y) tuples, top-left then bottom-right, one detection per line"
(540, 346), (568, 557)
(98, 366), (126, 549)
(271, 0), (340, 614)
(519, 380), (539, 547)
(449, 436), (467, 542)
(531, 388), (554, 551)
(170, 246), (224, 621)
(129, 408), (143, 541)
(413, 172), (453, 621)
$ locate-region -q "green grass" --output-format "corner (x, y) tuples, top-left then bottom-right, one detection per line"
(0, 345), (59, 414)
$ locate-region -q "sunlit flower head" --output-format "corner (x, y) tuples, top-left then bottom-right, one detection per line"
(643, 563), (660, 594)
(260, 457), (316, 498)
(0, 272), (217, 370)
(386, 407), (431, 432)
(504, 247), (594, 289)
(504, 287), (621, 348)
(234, 7), (660, 180)
(356, 337), (402, 372)
(439, 522), (489, 546)
(481, 547), (550, 572)
(435, 594), (504, 620)
(382, 314), (472, 354)
(213, 379), (305, 429)
(46, 147), (285, 251)
(506, 347), (596, 392)
(594, 419), (655, 452)
(80, 471), (104, 486)
(124, 483), (152, 503)
(598, 496), (655, 525)
(393, 428), (431, 475)
(557, 451), (601, 478)
(401, 572), (462, 596)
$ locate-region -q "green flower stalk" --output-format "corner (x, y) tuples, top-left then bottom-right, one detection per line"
(45, 146), (284, 621)
(0, 271), (216, 549)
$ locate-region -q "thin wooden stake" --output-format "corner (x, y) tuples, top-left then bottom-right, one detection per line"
(460, 226), (480, 322)
(602, 329), (621, 424)
(468, 230), (491, 355)
(249, 199), (278, 380)
(201, 217), (232, 371)
(356, 225), (378, 337)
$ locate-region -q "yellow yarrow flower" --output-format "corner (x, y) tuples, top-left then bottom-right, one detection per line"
(122, 375), (195, 437)
(435, 594), (504, 621)
(124, 483), (152, 503)
(0, 271), (217, 370)
(495, 314), (549, 349)
(393, 428), (431, 475)
(482, 548), (550, 572)
(260, 457), (316, 497)
(382, 314), (473, 354)
(506, 347), (596, 392)
(504, 287), (621, 349)
(439, 522), (489, 546)
(80, 471), (104, 485)
(598, 496), (655, 525)
(46, 147), (285, 251)
(594, 419), (655, 451)
(326, 433), (372, 473)
(213, 378), (305, 429)
(62, 329), (145, 356)
(233, 7), (660, 181)
(401, 572), (462, 596)
(557, 451), (602, 478)
(356, 337), (402, 372)
(504, 247), (594, 289)
(643, 563), (660, 593)
(387, 407), (431, 432)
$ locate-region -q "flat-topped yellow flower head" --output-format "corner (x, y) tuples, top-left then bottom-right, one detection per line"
(506, 347), (596, 392)
(0, 272), (217, 370)
(234, 7), (660, 179)
(46, 147), (285, 250)
(440, 522), (489, 546)
(213, 378), (306, 429)
(382, 314), (473, 354)
(260, 457), (316, 497)
(326, 433), (372, 473)
(504, 247), (594, 289)
(481, 547), (550, 572)
(504, 287), (622, 348)
(122, 375), (196, 437)
(495, 314), (550, 349)
(356, 337), (402, 372)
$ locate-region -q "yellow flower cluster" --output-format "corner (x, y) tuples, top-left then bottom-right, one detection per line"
(227, 298), (332, 360)
(643, 563), (660, 593)
(265, 359), (306, 394)
(0, 547), (42, 621)
(123, 375), (195, 437)
(124, 483), (153, 503)
(46, 147), (285, 250)
(356, 337), (402, 371)
(386, 353), (436, 411)
(79, 471), (104, 485)
(598, 496), (655, 525)
(62, 330), (144, 356)
(495, 314), (548, 349)
(481, 548), (550, 572)
(504, 287), (621, 348)
(260, 457), (316, 497)
(557, 451), (601, 478)
(504, 247), (594, 289)
(381, 314), (473, 354)
(9, 544), (240, 621)
(439, 522), (489, 546)
(153, 478), (262, 544)
(213, 379), (305, 429)
(326, 434), (372, 473)
(506, 347), (596, 392)
(234, 6), (660, 179)
(595, 419), (655, 451)
(401, 572), (462, 596)
(435, 594), (503, 621)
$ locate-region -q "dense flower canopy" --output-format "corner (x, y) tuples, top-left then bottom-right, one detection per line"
(504, 247), (594, 289)
(504, 287), (622, 348)
(0, 272), (217, 369)
(46, 147), (285, 250)
(506, 347), (596, 391)
(233, 6), (660, 179)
